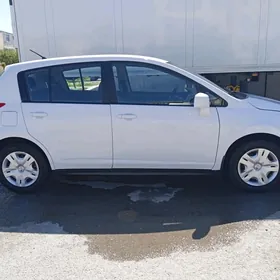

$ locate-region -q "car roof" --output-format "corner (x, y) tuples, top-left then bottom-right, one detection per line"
(6, 54), (168, 73)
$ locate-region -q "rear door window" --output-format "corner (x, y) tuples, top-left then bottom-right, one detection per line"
(63, 67), (102, 91)
(19, 63), (105, 104)
(51, 64), (103, 103)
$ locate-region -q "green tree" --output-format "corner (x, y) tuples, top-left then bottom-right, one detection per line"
(0, 49), (19, 66)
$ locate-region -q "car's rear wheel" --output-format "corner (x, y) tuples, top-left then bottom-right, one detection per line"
(0, 143), (50, 193)
(228, 140), (280, 192)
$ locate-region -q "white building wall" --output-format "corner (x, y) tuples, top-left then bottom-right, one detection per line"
(11, 0), (280, 73)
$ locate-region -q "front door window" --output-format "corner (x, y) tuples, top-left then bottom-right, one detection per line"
(112, 62), (225, 106)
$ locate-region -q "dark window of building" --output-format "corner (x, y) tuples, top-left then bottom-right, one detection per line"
(266, 72), (280, 100)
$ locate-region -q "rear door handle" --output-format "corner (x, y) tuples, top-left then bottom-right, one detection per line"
(117, 113), (137, 120)
(31, 112), (48, 119)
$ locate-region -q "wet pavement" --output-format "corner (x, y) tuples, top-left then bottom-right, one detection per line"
(0, 175), (280, 279)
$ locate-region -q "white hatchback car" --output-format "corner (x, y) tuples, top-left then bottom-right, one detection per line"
(0, 54), (280, 193)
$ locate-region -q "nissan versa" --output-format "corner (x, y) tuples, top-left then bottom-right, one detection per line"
(0, 55), (280, 193)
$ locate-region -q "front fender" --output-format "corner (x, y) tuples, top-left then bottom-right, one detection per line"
(214, 108), (280, 170)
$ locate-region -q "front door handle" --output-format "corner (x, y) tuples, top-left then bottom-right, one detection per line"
(31, 112), (48, 119)
(117, 113), (137, 120)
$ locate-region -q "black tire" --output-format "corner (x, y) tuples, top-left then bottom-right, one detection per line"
(228, 140), (280, 192)
(0, 142), (50, 193)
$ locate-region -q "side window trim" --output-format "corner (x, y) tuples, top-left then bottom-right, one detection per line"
(78, 68), (85, 91)
(102, 61), (117, 104)
(110, 61), (227, 107)
(48, 67), (52, 102)
(18, 62), (111, 104)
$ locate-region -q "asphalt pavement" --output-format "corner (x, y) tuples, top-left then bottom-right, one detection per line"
(0, 175), (280, 279)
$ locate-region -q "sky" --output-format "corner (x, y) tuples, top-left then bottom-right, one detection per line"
(0, 0), (12, 33)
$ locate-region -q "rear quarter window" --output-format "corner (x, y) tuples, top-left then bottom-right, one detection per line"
(24, 69), (50, 102)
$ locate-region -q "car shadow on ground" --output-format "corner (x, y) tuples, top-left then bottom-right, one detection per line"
(0, 174), (280, 240)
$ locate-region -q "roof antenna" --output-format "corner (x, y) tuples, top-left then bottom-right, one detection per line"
(29, 49), (47, 59)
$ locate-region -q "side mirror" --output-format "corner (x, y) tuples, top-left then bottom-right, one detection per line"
(194, 93), (210, 116)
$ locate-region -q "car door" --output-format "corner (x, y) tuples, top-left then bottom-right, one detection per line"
(20, 62), (113, 169)
(110, 62), (223, 170)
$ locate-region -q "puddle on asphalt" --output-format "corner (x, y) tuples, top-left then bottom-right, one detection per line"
(62, 180), (182, 204)
(0, 179), (265, 262)
(127, 188), (183, 203)
(0, 219), (259, 262)
(85, 220), (251, 262)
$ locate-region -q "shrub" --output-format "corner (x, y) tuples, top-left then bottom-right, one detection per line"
(0, 49), (19, 66)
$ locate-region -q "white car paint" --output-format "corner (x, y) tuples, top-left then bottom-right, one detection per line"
(111, 105), (219, 169)
(1, 54), (280, 173)
(247, 95), (280, 111)
(21, 103), (113, 169)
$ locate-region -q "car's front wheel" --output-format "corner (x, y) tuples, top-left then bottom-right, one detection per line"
(228, 140), (280, 192)
(0, 143), (50, 193)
